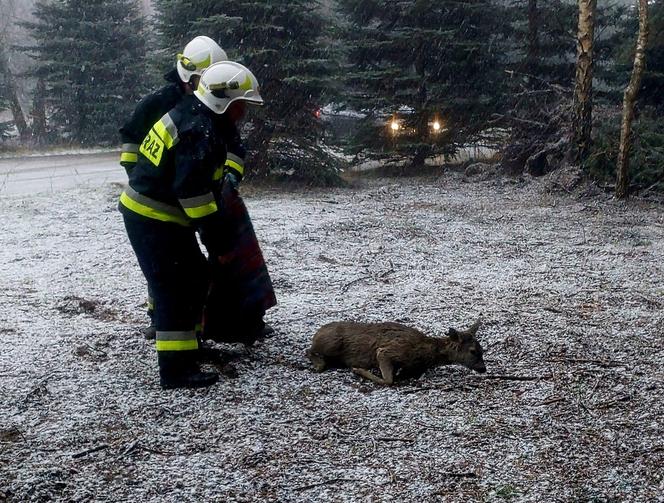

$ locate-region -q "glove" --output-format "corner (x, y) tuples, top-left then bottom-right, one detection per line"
(224, 171), (240, 190)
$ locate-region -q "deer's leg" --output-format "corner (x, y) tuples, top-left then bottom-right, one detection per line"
(352, 348), (395, 385)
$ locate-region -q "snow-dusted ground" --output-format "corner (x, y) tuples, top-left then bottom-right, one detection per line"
(1, 170), (663, 502)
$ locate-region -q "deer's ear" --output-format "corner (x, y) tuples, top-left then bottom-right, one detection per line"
(468, 318), (481, 337)
(447, 328), (460, 341)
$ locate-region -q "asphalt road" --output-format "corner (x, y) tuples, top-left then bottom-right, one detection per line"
(0, 151), (126, 197)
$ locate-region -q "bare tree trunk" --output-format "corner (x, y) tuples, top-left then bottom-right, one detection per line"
(412, 39), (429, 168)
(0, 46), (30, 141)
(616, 0), (649, 200)
(31, 77), (47, 144)
(526, 0), (539, 73)
(571, 0), (597, 165)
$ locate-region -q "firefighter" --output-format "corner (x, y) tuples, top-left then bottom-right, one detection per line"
(119, 61), (264, 389)
(119, 36), (227, 339)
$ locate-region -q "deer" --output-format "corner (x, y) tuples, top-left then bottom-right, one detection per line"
(307, 318), (486, 385)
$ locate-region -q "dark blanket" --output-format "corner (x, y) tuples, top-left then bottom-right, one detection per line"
(203, 180), (277, 344)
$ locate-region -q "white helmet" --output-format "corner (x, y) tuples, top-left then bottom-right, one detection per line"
(176, 36), (228, 83)
(194, 61), (264, 115)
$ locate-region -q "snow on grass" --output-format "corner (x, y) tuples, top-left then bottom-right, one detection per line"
(1, 172), (663, 502)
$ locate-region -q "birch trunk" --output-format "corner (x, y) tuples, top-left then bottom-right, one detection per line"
(616, 0), (649, 199)
(572, 0), (597, 165)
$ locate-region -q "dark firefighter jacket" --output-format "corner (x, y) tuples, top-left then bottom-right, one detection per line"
(119, 70), (184, 173)
(119, 69), (247, 181)
(119, 95), (238, 258)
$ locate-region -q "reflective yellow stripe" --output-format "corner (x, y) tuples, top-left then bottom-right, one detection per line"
(193, 54), (211, 70)
(120, 191), (190, 226)
(121, 152), (138, 163)
(225, 159), (244, 176)
(213, 167), (224, 181)
(153, 114), (179, 149)
(239, 74), (252, 91)
(155, 339), (199, 351)
(182, 201), (218, 218)
(180, 193), (218, 219)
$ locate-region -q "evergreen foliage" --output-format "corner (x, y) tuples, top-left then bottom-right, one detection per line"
(638, 0), (664, 113)
(153, 0), (342, 182)
(586, 0), (664, 194)
(336, 0), (508, 166)
(506, 0), (577, 85)
(586, 114), (664, 193)
(23, 0), (149, 145)
(499, 1), (632, 175)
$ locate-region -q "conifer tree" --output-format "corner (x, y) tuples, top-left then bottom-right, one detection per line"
(154, 0), (340, 182)
(636, 0), (664, 113)
(23, 0), (149, 145)
(337, 0), (508, 166)
(508, 0), (577, 84)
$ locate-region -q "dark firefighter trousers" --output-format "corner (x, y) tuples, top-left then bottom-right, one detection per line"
(123, 211), (208, 375)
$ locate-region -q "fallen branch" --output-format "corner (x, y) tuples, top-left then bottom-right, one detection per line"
(119, 440), (140, 457)
(548, 358), (625, 368)
(403, 386), (456, 394)
(341, 276), (372, 293)
(480, 374), (552, 382)
(441, 472), (478, 479)
(374, 437), (415, 443)
(294, 478), (362, 492)
(72, 444), (109, 459)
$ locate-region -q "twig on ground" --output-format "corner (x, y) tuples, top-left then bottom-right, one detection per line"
(374, 437), (415, 443)
(119, 440), (140, 457)
(341, 275), (372, 293)
(294, 478), (362, 492)
(379, 260), (395, 278)
(537, 397), (565, 406)
(441, 472), (478, 479)
(403, 386), (457, 394)
(480, 374), (553, 381)
(72, 444), (109, 459)
(548, 358), (625, 368)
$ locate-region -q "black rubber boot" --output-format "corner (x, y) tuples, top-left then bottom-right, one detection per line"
(244, 321), (275, 346)
(159, 352), (219, 390)
(144, 303), (156, 340)
(143, 323), (157, 340)
(160, 370), (219, 390)
(261, 323), (275, 338)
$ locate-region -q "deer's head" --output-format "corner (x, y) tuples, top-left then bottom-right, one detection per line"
(446, 318), (486, 373)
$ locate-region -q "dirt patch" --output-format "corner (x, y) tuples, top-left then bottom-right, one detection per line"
(56, 295), (119, 321)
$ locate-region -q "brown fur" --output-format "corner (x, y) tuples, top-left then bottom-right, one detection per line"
(307, 319), (486, 385)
